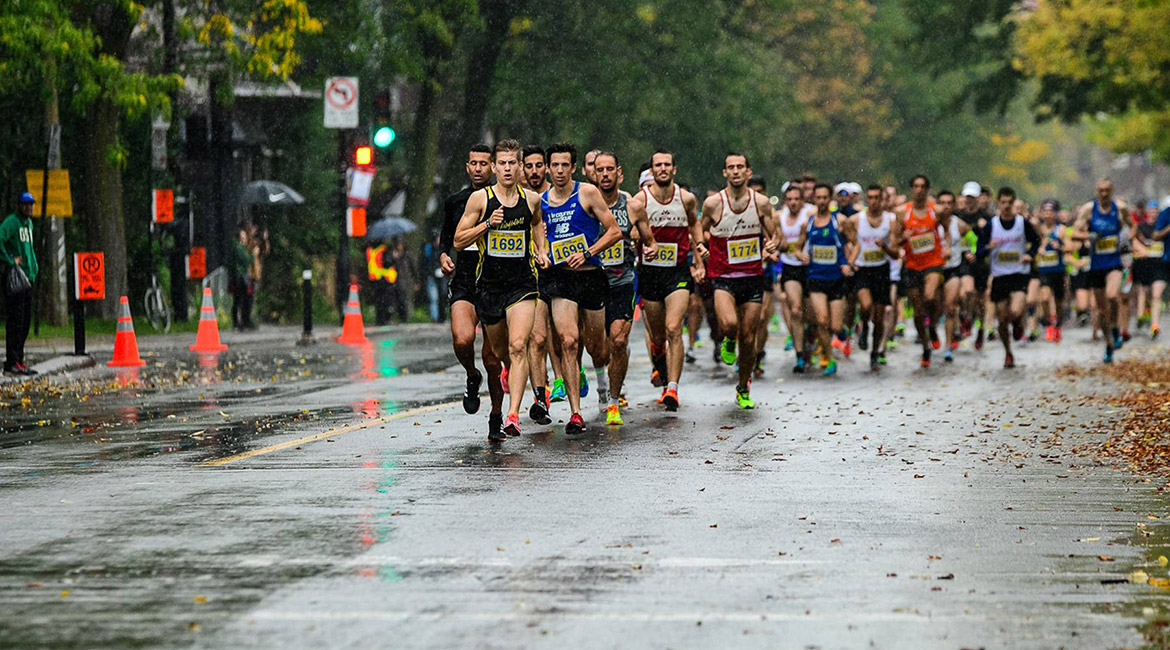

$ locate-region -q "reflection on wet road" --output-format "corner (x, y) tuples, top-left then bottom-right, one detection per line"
(2, 325), (1170, 648)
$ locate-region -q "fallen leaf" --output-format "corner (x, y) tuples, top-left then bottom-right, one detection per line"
(1098, 555), (1115, 562)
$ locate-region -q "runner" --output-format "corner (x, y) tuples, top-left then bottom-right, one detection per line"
(956, 181), (991, 349)
(748, 176), (776, 377)
(627, 149), (703, 410)
(936, 190), (968, 362)
(852, 184), (898, 371)
(978, 187), (1040, 369)
(539, 143), (622, 434)
(454, 139), (547, 442)
(892, 174), (949, 368)
(1071, 178), (1133, 362)
(582, 149), (602, 184)
(1033, 199), (1069, 343)
(793, 183), (858, 377)
(1131, 208), (1167, 339)
(595, 151), (657, 426)
(698, 153), (779, 407)
(519, 145), (561, 424)
(440, 144), (506, 439)
(778, 183), (815, 372)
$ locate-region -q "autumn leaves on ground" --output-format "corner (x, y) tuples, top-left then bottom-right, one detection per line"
(1062, 359), (1170, 488)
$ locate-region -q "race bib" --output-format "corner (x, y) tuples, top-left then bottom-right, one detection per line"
(997, 250), (1021, 264)
(643, 242), (677, 267)
(599, 242), (625, 266)
(486, 230), (526, 258)
(1037, 251), (1060, 268)
(811, 245), (838, 265)
(727, 237), (761, 265)
(1148, 241), (1165, 258)
(910, 233), (935, 254)
(862, 249), (885, 264)
(1095, 236), (1118, 255)
(786, 242), (799, 256)
(550, 233), (588, 265)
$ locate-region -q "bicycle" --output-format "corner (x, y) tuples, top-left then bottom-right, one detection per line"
(143, 220), (172, 332)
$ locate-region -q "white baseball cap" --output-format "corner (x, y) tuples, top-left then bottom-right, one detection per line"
(834, 183), (851, 196)
(848, 182), (863, 195)
(961, 181), (982, 198)
(638, 169), (654, 187)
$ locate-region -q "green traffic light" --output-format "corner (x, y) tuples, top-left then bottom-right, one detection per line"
(374, 126), (396, 148)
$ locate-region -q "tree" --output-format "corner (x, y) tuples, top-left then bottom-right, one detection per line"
(1015, 0), (1170, 162)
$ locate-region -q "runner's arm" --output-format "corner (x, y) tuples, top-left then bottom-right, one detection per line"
(454, 191), (489, 251)
(1023, 220), (1041, 263)
(975, 222), (992, 262)
(581, 184), (621, 257)
(758, 196), (781, 256)
(440, 193), (461, 257)
(628, 194), (658, 258)
(684, 189), (707, 264)
(1154, 209), (1170, 240)
(1069, 204), (1092, 241)
(842, 218), (860, 267)
(531, 193), (550, 269)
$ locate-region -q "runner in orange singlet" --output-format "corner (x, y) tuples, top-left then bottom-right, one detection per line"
(891, 174), (950, 368)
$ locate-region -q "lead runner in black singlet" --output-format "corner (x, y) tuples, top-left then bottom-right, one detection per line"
(455, 139), (549, 443)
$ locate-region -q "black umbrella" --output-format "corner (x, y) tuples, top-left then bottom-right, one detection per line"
(366, 217), (418, 241)
(239, 180), (305, 206)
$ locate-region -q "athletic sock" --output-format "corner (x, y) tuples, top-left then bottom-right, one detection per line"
(595, 368), (608, 394)
(668, 381), (678, 392)
(608, 396), (619, 407)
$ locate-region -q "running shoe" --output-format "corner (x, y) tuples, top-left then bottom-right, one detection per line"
(859, 323), (869, 351)
(1122, 330), (1132, 344)
(1045, 325), (1055, 342)
(784, 335), (794, 351)
(650, 369), (665, 387)
(793, 356), (806, 374)
(842, 338), (852, 358)
(720, 337), (738, 365)
(503, 413), (522, 437)
(944, 349), (953, 363)
(823, 359), (838, 377)
(566, 412), (586, 435)
(651, 354), (668, 387)
(606, 404), (624, 426)
(988, 329), (998, 342)
(1139, 312), (1151, 328)
(1028, 328), (1040, 343)
(895, 322), (906, 338)
(660, 387), (679, 411)
(1053, 326), (1062, 343)
(870, 354), (880, 373)
(463, 369), (483, 415)
(928, 320), (940, 350)
(500, 366), (508, 387)
(949, 339), (959, 352)
(878, 354), (888, 366)
(529, 395), (551, 425)
(1004, 353), (1015, 369)
(550, 377), (567, 403)
(1153, 323), (1162, 340)
(488, 412), (505, 443)
(685, 347), (697, 364)
(920, 348), (931, 368)
(579, 368), (589, 398)
(1104, 346), (1114, 363)
(735, 385), (755, 410)
(974, 329), (984, 351)
(618, 394), (629, 408)
(1113, 331), (1125, 350)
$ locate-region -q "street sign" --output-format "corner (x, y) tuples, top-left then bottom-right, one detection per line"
(24, 169), (72, 217)
(153, 189), (174, 223)
(347, 207), (367, 237)
(324, 77), (359, 129)
(186, 247), (207, 279)
(347, 168), (375, 205)
(73, 252), (105, 301)
(151, 117), (170, 171)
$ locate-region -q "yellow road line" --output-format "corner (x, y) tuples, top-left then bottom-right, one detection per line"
(202, 400), (459, 467)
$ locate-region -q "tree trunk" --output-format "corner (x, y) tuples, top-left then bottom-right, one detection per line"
(82, 97), (128, 319)
(443, 0), (517, 195)
(404, 67), (444, 240)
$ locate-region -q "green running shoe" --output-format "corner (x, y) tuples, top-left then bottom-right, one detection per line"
(579, 368), (589, 398)
(720, 337), (738, 365)
(735, 385), (755, 409)
(550, 377), (567, 402)
(823, 359), (838, 377)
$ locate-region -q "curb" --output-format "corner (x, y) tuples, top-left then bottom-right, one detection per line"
(0, 355), (96, 386)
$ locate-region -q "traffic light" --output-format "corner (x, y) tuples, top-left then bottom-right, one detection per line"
(354, 145), (373, 167)
(373, 89), (396, 151)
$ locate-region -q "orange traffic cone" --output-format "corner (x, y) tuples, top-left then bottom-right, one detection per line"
(337, 284), (368, 344)
(190, 287), (228, 352)
(107, 296), (146, 367)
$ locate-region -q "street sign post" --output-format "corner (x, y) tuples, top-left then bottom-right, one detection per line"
(324, 77), (359, 129)
(72, 252), (105, 356)
(151, 117), (170, 171)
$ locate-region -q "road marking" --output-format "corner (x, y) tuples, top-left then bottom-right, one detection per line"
(202, 400), (458, 467)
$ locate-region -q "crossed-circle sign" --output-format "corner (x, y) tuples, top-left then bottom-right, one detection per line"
(326, 78), (357, 109)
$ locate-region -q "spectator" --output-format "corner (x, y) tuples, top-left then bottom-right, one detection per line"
(0, 192), (38, 375)
(227, 224), (256, 331)
(386, 238), (417, 323)
(420, 230), (448, 322)
(366, 240), (393, 325)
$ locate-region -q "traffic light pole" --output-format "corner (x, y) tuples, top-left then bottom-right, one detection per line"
(336, 130), (349, 325)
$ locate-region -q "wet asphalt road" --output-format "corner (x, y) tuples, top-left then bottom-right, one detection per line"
(1, 321), (1169, 649)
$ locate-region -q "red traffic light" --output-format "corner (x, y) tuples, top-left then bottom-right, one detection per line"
(354, 146), (373, 166)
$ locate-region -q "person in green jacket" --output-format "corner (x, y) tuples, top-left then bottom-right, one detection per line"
(0, 192), (39, 375)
